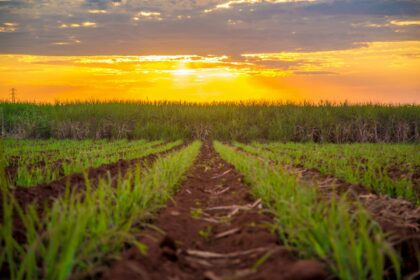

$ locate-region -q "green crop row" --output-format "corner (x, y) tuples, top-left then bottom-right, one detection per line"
(237, 142), (419, 204)
(5, 140), (100, 168)
(4, 139), (104, 156)
(0, 141), (201, 280)
(5, 139), (139, 185)
(1, 101), (419, 142)
(214, 141), (400, 280)
(12, 140), (181, 187)
(4, 139), (150, 167)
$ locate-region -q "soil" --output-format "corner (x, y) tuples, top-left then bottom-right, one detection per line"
(236, 146), (420, 277)
(102, 142), (328, 280)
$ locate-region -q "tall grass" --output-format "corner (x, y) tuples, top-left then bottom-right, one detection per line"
(0, 139), (6, 188)
(214, 141), (400, 280)
(1, 101), (419, 142)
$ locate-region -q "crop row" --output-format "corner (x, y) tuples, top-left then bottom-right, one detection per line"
(0, 141), (201, 279)
(214, 141), (401, 280)
(8, 140), (181, 187)
(4, 139), (103, 155)
(235, 142), (419, 204)
(5, 139), (152, 167)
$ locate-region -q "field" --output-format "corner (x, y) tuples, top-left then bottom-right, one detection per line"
(0, 102), (419, 280)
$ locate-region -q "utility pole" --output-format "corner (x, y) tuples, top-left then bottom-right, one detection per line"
(10, 88), (16, 103)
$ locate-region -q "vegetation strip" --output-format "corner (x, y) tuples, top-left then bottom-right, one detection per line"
(0, 142), (201, 279)
(250, 142), (419, 203)
(3, 140), (184, 212)
(2, 102), (419, 142)
(103, 142), (328, 280)
(232, 142), (420, 276)
(5, 139), (166, 187)
(214, 141), (402, 280)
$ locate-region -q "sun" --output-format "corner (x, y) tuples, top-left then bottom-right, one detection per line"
(172, 69), (195, 76)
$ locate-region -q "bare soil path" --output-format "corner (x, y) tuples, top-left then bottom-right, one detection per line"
(103, 142), (327, 280)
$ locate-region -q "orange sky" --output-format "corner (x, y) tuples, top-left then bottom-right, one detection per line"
(0, 41), (419, 103)
(1, 0), (420, 103)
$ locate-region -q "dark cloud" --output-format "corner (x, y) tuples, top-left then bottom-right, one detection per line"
(83, 0), (123, 9)
(305, 0), (420, 16)
(294, 71), (337, 75)
(0, 0), (419, 55)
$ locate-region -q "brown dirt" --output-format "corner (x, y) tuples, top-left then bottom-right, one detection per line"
(235, 146), (420, 277)
(102, 142), (328, 280)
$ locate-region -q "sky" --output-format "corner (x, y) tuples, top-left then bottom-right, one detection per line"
(0, 0), (419, 103)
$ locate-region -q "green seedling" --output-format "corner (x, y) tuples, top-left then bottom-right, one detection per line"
(190, 208), (203, 219)
(198, 226), (213, 240)
(252, 251), (273, 271)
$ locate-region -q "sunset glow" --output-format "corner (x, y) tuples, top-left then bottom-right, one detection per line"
(0, 0), (419, 103)
(0, 41), (418, 103)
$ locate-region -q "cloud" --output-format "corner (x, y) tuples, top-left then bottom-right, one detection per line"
(294, 70), (336, 75)
(133, 11), (162, 21)
(0, 22), (18, 32)
(204, 0), (318, 13)
(59, 22), (97, 28)
(52, 37), (81, 45)
(83, 0), (124, 9)
(240, 41), (420, 77)
(0, 0), (419, 55)
(304, 0), (420, 16)
(390, 20), (420, 26)
(88, 9), (108, 14)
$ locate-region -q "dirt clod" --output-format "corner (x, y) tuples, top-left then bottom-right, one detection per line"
(286, 260), (328, 280)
